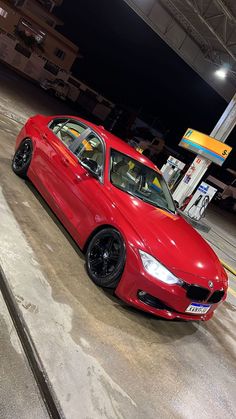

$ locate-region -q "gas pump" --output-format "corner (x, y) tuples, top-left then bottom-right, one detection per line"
(184, 182), (217, 221)
(161, 156), (185, 190)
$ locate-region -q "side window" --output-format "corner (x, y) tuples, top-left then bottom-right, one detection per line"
(75, 133), (104, 175)
(49, 118), (87, 149)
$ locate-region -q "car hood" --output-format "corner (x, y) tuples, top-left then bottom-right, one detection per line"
(110, 187), (226, 285)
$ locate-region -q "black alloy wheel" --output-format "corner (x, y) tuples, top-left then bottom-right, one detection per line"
(86, 228), (126, 288)
(12, 139), (33, 178)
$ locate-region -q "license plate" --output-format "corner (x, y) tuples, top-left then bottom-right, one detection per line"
(185, 303), (211, 314)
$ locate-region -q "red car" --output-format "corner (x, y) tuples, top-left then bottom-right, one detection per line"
(12, 115), (228, 321)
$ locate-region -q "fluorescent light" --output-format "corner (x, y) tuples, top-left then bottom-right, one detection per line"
(215, 68), (227, 79)
(0, 7), (7, 18)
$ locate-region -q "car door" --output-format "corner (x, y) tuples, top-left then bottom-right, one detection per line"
(32, 117), (87, 219)
(66, 131), (107, 242)
(34, 117), (106, 243)
(32, 117), (85, 195)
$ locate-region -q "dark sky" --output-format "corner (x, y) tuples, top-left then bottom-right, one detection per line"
(55, 0), (230, 142)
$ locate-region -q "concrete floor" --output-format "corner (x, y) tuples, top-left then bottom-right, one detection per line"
(203, 205), (236, 269)
(0, 63), (236, 418)
(0, 290), (48, 419)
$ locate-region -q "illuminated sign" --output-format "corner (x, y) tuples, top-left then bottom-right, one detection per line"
(179, 128), (232, 166)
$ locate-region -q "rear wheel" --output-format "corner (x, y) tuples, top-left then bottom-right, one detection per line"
(12, 139), (33, 178)
(86, 228), (126, 289)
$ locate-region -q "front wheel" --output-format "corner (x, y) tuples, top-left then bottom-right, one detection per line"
(12, 139), (33, 178)
(86, 228), (126, 289)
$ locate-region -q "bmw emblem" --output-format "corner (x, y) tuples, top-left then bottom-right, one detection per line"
(208, 280), (214, 289)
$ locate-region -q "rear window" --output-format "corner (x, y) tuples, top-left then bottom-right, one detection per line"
(49, 118), (87, 148)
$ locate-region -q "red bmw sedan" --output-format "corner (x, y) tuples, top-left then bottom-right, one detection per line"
(12, 115), (228, 321)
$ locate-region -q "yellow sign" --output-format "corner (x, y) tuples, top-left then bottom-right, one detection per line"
(179, 128), (232, 166)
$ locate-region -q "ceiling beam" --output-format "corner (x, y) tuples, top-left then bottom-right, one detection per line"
(123, 0), (236, 100)
(214, 0), (236, 23)
(184, 0), (236, 64)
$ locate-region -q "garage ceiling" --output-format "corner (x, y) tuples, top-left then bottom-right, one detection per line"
(124, 0), (236, 101)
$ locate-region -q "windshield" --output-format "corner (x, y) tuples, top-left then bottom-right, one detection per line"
(110, 149), (176, 213)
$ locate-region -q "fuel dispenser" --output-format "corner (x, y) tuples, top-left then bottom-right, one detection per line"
(183, 182), (217, 221)
(161, 156), (185, 190)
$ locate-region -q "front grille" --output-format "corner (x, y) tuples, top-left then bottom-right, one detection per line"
(137, 291), (174, 311)
(208, 290), (225, 304)
(186, 285), (210, 302)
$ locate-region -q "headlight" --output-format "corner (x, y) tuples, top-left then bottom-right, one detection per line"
(139, 250), (183, 285)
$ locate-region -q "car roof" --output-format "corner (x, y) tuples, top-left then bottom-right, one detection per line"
(46, 115), (161, 173)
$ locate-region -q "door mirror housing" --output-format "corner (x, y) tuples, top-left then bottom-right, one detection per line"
(80, 157), (100, 179)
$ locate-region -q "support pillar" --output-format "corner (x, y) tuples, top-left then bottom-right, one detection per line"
(173, 93), (236, 206)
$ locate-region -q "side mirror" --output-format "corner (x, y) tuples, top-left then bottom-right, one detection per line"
(81, 157), (100, 178)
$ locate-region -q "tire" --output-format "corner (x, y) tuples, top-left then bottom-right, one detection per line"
(86, 228), (126, 289)
(12, 139), (33, 178)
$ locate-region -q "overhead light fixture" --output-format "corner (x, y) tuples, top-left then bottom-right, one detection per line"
(0, 7), (7, 18)
(215, 68), (227, 79)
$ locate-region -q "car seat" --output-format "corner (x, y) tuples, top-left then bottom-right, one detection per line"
(111, 160), (130, 188)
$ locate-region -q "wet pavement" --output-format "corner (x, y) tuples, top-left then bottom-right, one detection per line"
(0, 290), (48, 419)
(202, 206), (236, 270)
(0, 63), (236, 418)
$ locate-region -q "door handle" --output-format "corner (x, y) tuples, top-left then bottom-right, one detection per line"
(61, 157), (70, 167)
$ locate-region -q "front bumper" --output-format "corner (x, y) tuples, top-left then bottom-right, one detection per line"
(115, 247), (226, 321)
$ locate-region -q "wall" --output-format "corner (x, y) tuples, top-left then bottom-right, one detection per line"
(0, 1), (114, 121)
(0, 0), (78, 71)
(0, 1), (20, 32)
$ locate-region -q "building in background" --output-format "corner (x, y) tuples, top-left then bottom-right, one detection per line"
(0, 0), (114, 120)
